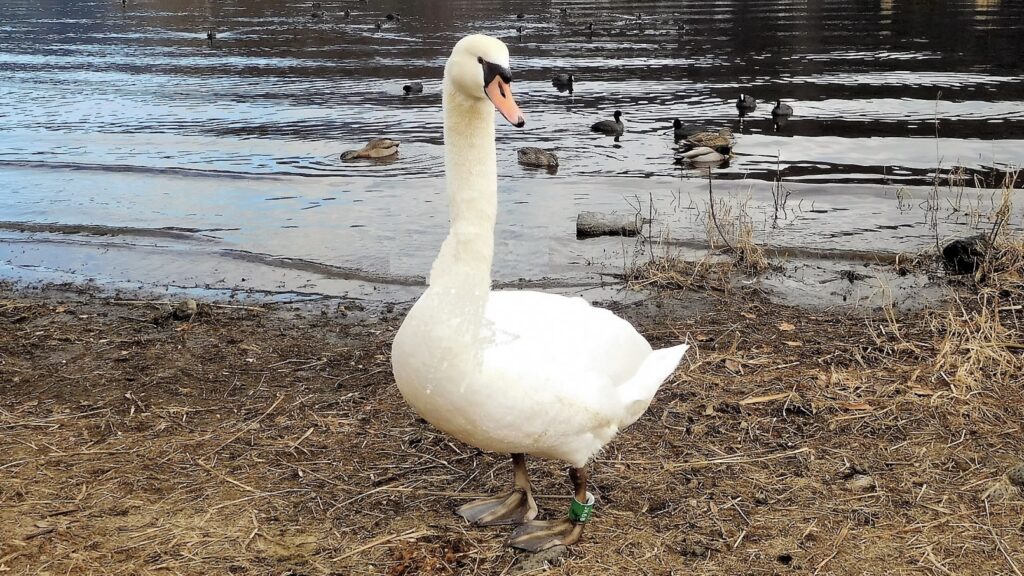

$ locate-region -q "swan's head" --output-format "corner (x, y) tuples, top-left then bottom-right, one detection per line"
(446, 34), (525, 128)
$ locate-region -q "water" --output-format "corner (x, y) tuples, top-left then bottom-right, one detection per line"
(1, 0), (1023, 297)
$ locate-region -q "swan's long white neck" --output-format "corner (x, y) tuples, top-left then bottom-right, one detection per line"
(426, 69), (497, 298)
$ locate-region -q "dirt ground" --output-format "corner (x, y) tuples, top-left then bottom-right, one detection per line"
(1, 279), (1023, 576)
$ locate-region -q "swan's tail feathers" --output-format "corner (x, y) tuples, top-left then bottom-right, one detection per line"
(618, 344), (689, 428)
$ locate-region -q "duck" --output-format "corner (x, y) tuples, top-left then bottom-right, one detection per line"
(121, 0), (126, 6)
(516, 25), (523, 36)
(591, 110), (624, 136)
(386, 12), (400, 21)
(375, 20), (383, 31)
(672, 119), (704, 141)
(340, 138), (399, 160)
(343, 9), (350, 18)
(403, 81), (423, 95)
(771, 99), (793, 119)
(310, 10), (325, 18)
(517, 147), (559, 169)
(206, 30), (216, 43)
(516, 12), (526, 19)
(736, 94), (757, 116)
(686, 127), (733, 151)
(551, 73), (574, 93)
(391, 34), (688, 553)
(680, 146), (729, 164)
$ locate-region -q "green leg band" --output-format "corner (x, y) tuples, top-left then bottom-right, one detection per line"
(568, 492), (595, 523)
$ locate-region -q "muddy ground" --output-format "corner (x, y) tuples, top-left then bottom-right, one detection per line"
(1, 280), (1022, 575)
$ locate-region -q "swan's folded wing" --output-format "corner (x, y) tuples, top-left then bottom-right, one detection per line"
(482, 290), (654, 389)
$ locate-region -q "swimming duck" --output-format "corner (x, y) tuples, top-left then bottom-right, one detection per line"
(310, 10), (325, 18)
(672, 119), (704, 141)
(591, 110), (624, 136)
(343, 9), (350, 18)
(403, 81), (423, 95)
(686, 127), (733, 151)
(736, 94), (757, 116)
(516, 12), (526, 19)
(551, 73), (573, 93)
(771, 99), (793, 119)
(392, 34), (688, 553)
(516, 25), (523, 36)
(680, 146), (729, 164)
(517, 147), (559, 169)
(206, 30), (216, 43)
(340, 138), (399, 160)
(386, 12), (400, 21)
(375, 20), (383, 31)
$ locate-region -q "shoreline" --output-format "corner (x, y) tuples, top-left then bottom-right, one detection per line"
(2, 271), (1022, 574)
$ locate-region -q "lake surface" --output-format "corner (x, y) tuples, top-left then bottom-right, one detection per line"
(1, 0), (1023, 298)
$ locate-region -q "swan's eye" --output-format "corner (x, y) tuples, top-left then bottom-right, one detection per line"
(477, 56), (483, 64)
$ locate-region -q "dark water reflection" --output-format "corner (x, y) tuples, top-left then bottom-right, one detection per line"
(1, 0), (1023, 291)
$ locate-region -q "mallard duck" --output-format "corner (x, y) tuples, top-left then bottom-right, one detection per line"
(375, 20), (382, 31)
(403, 81), (423, 95)
(772, 99), (793, 119)
(686, 127), (733, 151)
(206, 30), (216, 43)
(736, 94), (756, 116)
(591, 110), (624, 136)
(681, 146), (729, 163)
(672, 119), (704, 141)
(310, 10), (325, 18)
(517, 147), (559, 169)
(392, 34), (688, 553)
(343, 9), (350, 18)
(516, 12), (526, 19)
(386, 12), (400, 21)
(340, 138), (399, 160)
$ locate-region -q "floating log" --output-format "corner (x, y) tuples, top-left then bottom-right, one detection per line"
(576, 211), (642, 239)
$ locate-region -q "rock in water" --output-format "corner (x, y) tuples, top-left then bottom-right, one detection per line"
(576, 211), (641, 239)
(942, 234), (989, 274)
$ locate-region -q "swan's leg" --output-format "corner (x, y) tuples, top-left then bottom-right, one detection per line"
(457, 453), (538, 526)
(507, 466), (590, 552)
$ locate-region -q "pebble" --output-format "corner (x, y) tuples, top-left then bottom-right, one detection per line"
(173, 299), (197, 320)
(846, 474), (876, 493)
(1007, 462), (1024, 488)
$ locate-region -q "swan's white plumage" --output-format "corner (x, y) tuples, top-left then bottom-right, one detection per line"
(392, 34), (688, 469)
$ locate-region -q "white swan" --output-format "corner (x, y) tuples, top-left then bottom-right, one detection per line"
(391, 34), (689, 552)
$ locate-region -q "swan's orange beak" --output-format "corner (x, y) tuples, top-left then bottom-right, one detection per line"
(485, 76), (525, 128)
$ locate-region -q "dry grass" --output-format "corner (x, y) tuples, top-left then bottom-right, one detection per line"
(932, 174), (1024, 393)
(626, 192), (773, 292)
(2, 282), (1024, 575)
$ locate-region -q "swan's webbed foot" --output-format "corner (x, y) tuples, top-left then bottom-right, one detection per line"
(457, 488), (537, 526)
(508, 466), (593, 552)
(457, 453), (537, 526)
(508, 517), (584, 552)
